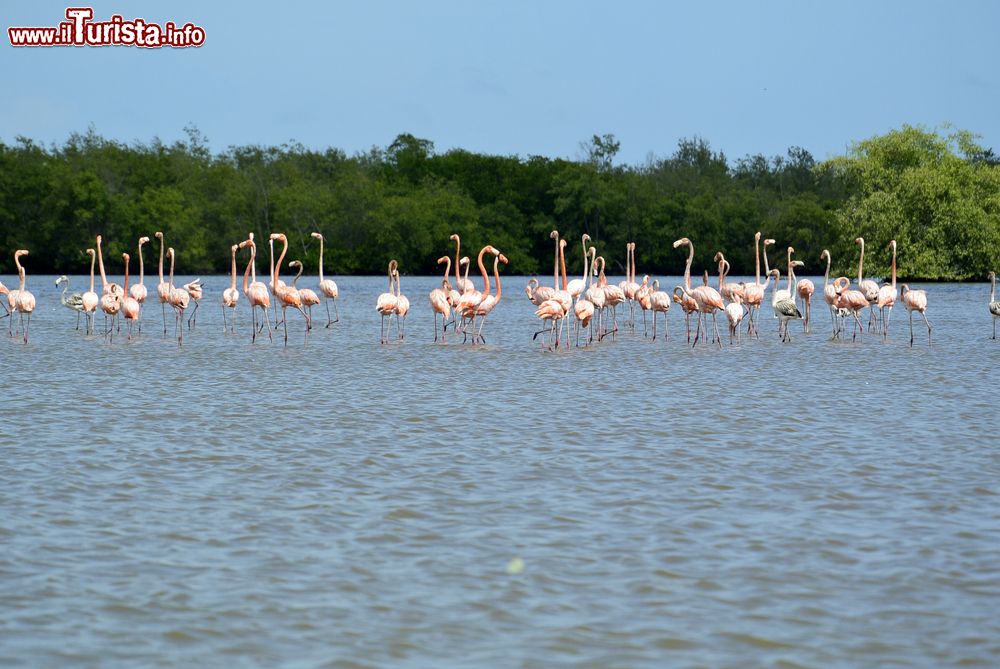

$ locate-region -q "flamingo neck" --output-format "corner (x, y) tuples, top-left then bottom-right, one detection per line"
(992, 274), (996, 303)
(97, 238), (108, 289)
(15, 255), (25, 291)
(168, 252), (175, 290)
(89, 253), (96, 293)
(559, 244), (568, 291)
(858, 240), (865, 283)
(269, 239), (276, 286)
(463, 259), (471, 287)
(453, 237), (461, 287)
(552, 234), (560, 289)
(242, 245), (252, 294)
(123, 256), (130, 293)
(493, 256), (502, 301)
(442, 257), (451, 285)
(231, 247), (238, 290)
(158, 236), (164, 282)
(250, 242), (257, 284)
(580, 239), (589, 283)
(684, 244), (693, 290)
(138, 242), (145, 284)
(274, 237), (287, 287)
(890, 244), (896, 289)
(293, 263), (303, 287)
(823, 254), (831, 287)
(625, 244), (631, 285)
(477, 247), (491, 297)
(318, 236), (325, 282)
(754, 236), (761, 285)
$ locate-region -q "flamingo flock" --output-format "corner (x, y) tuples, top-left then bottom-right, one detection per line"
(4, 230), (996, 349)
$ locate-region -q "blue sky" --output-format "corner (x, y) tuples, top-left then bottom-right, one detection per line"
(2, 0), (998, 164)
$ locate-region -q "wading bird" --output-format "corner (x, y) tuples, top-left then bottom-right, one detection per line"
(12, 250), (35, 343)
(989, 271), (1000, 339)
(900, 284), (931, 346)
(222, 243), (240, 333)
(55, 275), (85, 330)
(310, 232), (340, 326)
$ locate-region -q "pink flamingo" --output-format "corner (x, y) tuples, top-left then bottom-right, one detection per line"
(714, 251), (744, 304)
(900, 283), (931, 346)
(183, 276), (203, 329)
(81, 249), (99, 335)
(989, 271), (1000, 339)
(460, 245), (499, 339)
(649, 279), (671, 342)
(289, 261), (320, 330)
(154, 232), (171, 335)
(855, 237), (881, 332)
(877, 240), (898, 340)
(743, 232), (766, 337)
(674, 237), (724, 346)
(634, 274), (652, 335)
(833, 276), (868, 341)
(473, 250), (508, 343)
(600, 254), (625, 341)
(376, 260), (398, 344)
(238, 234), (272, 343)
(268, 235), (288, 328)
(672, 237), (699, 342)
(310, 232), (340, 326)
(620, 242), (640, 329)
(429, 256), (452, 342)
(222, 243), (240, 333)
(820, 249), (837, 337)
(12, 250), (35, 344)
(573, 252), (595, 346)
(269, 233), (308, 345)
(167, 247), (190, 344)
(129, 236), (149, 332)
(96, 235), (122, 340)
(584, 248), (605, 340)
(393, 267), (410, 340)
(796, 259), (815, 333)
(121, 253), (140, 341)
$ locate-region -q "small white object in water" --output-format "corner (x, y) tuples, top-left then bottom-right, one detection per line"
(506, 557), (525, 575)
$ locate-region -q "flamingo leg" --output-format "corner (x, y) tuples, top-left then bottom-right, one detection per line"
(282, 306), (289, 346)
(22, 312), (30, 344)
(921, 312), (931, 344)
(162, 300), (167, 336)
(325, 300), (333, 328)
(909, 310), (914, 346)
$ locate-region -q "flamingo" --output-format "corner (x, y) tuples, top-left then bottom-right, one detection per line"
(80, 249), (99, 335)
(310, 232), (340, 326)
(855, 237), (881, 333)
(449, 234), (475, 294)
(222, 243), (240, 333)
(457, 246), (493, 337)
(534, 298), (565, 349)
(725, 280), (746, 344)
(674, 237), (724, 346)
(429, 256), (452, 342)
(473, 250), (508, 343)
(96, 235), (122, 340)
(154, 232), (170, 335)
(833, 276), (869, 341)
(620, 242), (640, 329)
(773, 247), (796, 303)
(672, 237), (699, 342)
(183, 277), (203, 329)
(376, 260), (398, 344)
(166, 247), (190, 344)
(743, 232), (766, 337)
(566, 234), (591, 299)
(770, 268), (802, 342)
(584, 248), (606, 340)
(714, 251), (744, 303)
(11, 250), (35, 343)
(900, 284), (931, 346)
(634, 274), (652, 336)
(573, 253), (595, 346)
(268, 235), (288, 328)
(553, 239), (575, 346)
(289, 260), (320, 329)
(819, 250), (838, 337)
(238, 233), (272, 343)
(130, 236), (149, 332)
(989, 271), (1000, 339)
(796, 260), (815, 333)
(121, 253), (140, 341)
(55, 275), (85, 330)
(649, 279), (671, 342)
(877, 240), (898, 340)
(393, 267), (410, 340)
(600, 254), (625, 341)
(269, 233), (308, 345)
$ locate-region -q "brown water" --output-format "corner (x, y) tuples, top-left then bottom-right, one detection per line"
(2, 274), (998, 668)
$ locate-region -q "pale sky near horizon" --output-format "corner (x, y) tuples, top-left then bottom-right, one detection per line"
(2, 0), (998, 164)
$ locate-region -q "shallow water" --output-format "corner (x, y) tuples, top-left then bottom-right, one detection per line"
(2, 273), (999, 668)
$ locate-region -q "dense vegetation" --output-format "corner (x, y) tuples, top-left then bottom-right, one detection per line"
(1, 125), (997, 279)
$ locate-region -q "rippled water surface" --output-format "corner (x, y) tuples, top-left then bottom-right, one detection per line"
(2, 273), (998, 668)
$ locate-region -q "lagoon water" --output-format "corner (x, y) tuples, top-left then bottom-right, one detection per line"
(1, 273), (998, 668)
